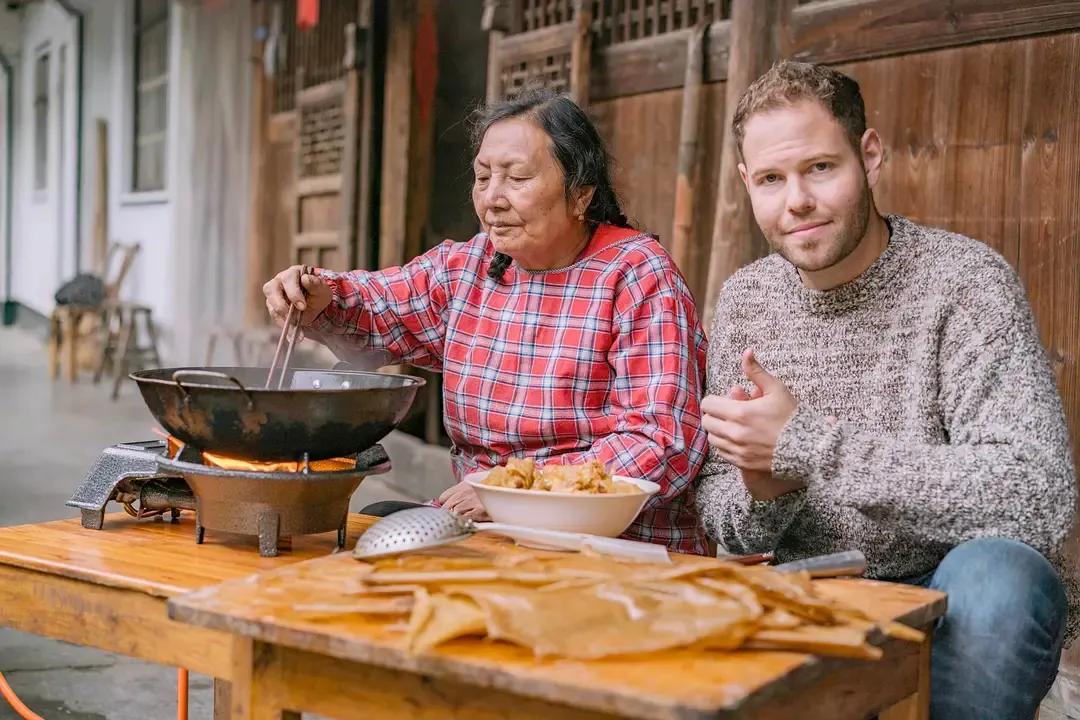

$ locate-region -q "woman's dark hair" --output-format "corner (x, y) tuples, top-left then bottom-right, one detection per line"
(471, 87), (630, 279)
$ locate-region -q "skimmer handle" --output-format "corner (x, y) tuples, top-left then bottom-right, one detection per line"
(476, 522), (671, 564)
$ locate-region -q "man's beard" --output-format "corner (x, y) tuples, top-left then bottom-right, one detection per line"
(771, 182), (871, 272)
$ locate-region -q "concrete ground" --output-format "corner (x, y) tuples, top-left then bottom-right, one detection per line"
(0, 325), (450, 719)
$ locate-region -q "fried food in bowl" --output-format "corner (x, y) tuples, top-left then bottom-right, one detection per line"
(465, 459), (660, 537)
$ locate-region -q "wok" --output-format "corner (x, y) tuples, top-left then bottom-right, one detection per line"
(130, 366), (425, 461)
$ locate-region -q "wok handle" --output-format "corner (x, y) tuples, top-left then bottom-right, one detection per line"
(171, 370), (254, 409)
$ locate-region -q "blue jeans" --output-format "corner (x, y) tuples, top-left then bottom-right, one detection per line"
(904, 538), (1067, 720)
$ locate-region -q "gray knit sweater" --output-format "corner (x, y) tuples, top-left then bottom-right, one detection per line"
(695, 215), (1078, 635)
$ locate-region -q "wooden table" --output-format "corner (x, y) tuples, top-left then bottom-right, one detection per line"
(0, 513), (376, 716)
(169, 534), (947, 720)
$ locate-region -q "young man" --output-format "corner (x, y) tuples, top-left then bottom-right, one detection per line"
(695, 60), (1076, 719)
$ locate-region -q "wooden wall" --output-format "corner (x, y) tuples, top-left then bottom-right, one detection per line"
(591, 83), (728, 300)
(582, 4), (1080, 712)
(490, 2), (1080, 712)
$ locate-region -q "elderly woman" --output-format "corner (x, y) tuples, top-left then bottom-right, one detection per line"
(263, 89), (709, 554)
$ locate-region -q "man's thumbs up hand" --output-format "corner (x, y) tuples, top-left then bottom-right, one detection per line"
(702, 347), (798, 477)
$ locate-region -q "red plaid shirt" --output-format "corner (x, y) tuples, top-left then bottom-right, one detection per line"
(311, 224), (709, 554)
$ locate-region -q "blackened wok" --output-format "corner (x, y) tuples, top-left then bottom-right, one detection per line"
(130, 366), (425, 461)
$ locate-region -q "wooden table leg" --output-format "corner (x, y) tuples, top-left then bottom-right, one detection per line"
(229, 636), (300, 720)
(64, 308), (79, 383)
(881, 633), (931, 720)
(48, 311), (61, 380)
(213, 679), (232, 720)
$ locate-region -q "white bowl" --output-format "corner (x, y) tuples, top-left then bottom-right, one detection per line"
(463, 470), (660, 538)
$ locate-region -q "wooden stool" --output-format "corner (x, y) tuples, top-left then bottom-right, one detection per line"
(94, 302), (162, 399)
(48, 304), (104, 383)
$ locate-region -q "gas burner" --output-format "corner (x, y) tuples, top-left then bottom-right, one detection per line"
(68, 440), (390, 556)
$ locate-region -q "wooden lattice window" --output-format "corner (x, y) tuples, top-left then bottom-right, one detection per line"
(501, 51), (573, 99)
(269, 0), (359, 114)
(509, 0), (730, 46)
(298, 100), (345, 178)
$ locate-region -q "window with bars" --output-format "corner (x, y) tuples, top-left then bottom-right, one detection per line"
(509, 0), (730, 45)
(33, 48), (49, 192)
(132, 0), (169, 192)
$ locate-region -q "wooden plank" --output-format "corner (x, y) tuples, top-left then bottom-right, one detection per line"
(703, 0), (792, 324)
(879, 634), (931, 720)
(0, 514), (378, 598)
(92, 119), (108, 274)
(670, 23), (708, 291)
(0, 563), (233, 679)
(379, 0), (416, 268)
(591, 21), (730, 101)
(355, 0), (378, 270)
(486, 30), (506, 103)
(246, 1), (272, 325)
(380, 0), (438, 268)
(338, 25), (362, 270)
(236, 640), (622, 720)
(170, 542), (944, 720)
(1018, 34), (1080, 678)
(295, 174), (343, 196)
(591, 88), (684, 246)
(790, 0), (1080, 66)
(746, 635), (924, 720)
(569, 0), (593, 106)
(496, 20), (576, 59)
(294, 78), (346, 106)
(841, 41), (1025, 268)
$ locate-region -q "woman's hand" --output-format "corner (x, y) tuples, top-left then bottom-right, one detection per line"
(263, 265), (333, 326)
(437, 480), (490, 521)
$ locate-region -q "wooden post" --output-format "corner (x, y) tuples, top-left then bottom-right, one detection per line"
(702, 0), (793, 328)
(379, 0), (437, 269)
(670, 23), (708, 301)
(92, 119), (108, 275)
(355, 0), (377, 270)
(245, 0), (270, 325)
(569, 0), (592, 106)
(482, 0), (510, 103)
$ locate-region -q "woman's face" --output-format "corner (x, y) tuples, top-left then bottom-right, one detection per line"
(472, 118), (593, 270)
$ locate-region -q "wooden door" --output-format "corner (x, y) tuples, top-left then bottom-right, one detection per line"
(290, 0), (379, 272)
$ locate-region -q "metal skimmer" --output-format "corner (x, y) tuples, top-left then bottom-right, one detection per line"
(353, 506), (671, 564)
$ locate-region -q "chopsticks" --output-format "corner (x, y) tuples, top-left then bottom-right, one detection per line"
(265, 265), (311, 390)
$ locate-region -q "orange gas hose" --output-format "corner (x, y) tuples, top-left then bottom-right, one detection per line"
(1, 667), (189, 720)
(0, 670), (45, 720)
(177, 667), (188, 719)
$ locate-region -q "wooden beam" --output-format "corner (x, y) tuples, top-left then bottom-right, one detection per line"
(379, 0), (438, 269)
(670, 23), (708, 300)
(92, 119), (108, 274)
(790, 0), (1080, 66)
(355, 0), (378, 270)
(295, 174), (343, 196)
(703, 0), (794, 327)
(379, 0), (416, 269)
(591, 21), (730, 101)
(569, 0), (593, 106)
(245, 0), (271, 326)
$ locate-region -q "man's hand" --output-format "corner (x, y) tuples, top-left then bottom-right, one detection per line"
(702, 348), (802, 499)
(437, 480), (490, 521)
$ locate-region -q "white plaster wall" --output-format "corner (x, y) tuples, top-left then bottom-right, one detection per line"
(0, 8), (20, 306)
(9, 0), (78, 316)
(81, 0), (182, 359)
